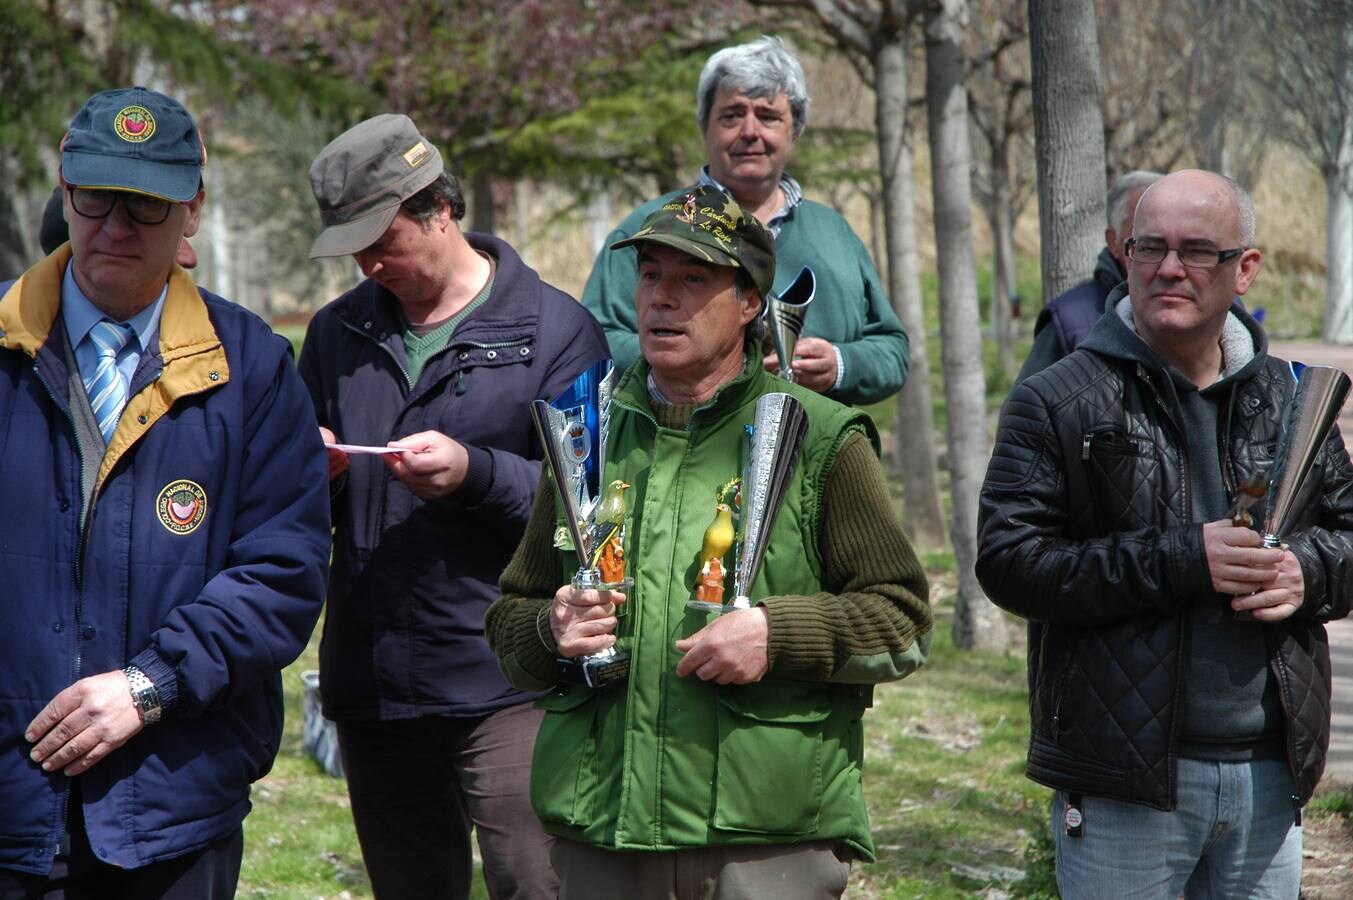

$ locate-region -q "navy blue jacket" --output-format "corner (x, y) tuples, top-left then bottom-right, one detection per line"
(298, 232), (609, 721)
(1037, 248), (1123, 354)
(0, 249), (330, 874)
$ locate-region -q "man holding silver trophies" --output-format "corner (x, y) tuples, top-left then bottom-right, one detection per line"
(977, 169), (1353, 898)
(486, 183), (932, 898)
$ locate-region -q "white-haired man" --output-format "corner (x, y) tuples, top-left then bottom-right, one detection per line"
(582, 35), (908, 406)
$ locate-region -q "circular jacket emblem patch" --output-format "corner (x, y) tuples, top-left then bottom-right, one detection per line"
(157, 480), (207, 535)
(114, 105), (157, 143)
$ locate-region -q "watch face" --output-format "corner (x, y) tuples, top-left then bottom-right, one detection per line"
(124, 667), (162, 723)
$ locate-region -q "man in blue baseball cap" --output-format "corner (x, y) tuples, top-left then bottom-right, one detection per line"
(0, 86), (330, 897)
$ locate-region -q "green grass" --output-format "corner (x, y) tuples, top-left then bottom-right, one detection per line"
(848, 597), (1053, 899)
(237, 633), (374, 899)
(237, 591), (1052, 898)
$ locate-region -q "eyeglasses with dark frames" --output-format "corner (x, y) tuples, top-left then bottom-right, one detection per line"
(67, 187), (174, 226)
(1126, 238), (1243, 269)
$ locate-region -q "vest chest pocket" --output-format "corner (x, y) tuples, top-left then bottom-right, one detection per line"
(531, 686), (604, 828)
(712, 683), (831, 835)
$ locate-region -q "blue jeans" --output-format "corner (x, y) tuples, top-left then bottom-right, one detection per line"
(1052, 758), (1302, 899)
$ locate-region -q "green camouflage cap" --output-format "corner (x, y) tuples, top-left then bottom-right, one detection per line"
(611, 184), (775, 300)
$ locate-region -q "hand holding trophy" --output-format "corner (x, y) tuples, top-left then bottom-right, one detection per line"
(531, 360), (632, 687)
(1258, 363), (1351, 549)
(1232, 363), (1351, 621)
(764, 266), (816, 382)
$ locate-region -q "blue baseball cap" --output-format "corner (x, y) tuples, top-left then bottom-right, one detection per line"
(60, 86), (205, 203)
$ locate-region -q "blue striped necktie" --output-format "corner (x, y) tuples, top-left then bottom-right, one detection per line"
(85, 318), (135, 443)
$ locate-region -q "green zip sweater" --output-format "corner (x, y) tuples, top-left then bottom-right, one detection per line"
(581, 188), (910, 405)
(486, 357), (931, 859)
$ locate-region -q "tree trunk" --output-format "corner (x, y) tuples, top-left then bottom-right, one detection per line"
(1028, 0), (1107, 302)
(925, 0), (1008, 650)
(875, 35), (947, 548)
(654, 138), (684, 195)
(1190, 0), (1232, 176)
(1324, 28), (1353, 345)
(989, 136), (1017, 378)
(470, 168), (496, 234)
(1324, 164), (1353, 343)
(0, 154), (34, 276)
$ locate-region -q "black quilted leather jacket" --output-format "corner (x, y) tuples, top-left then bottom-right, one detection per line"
(977, 312), (1353, 810)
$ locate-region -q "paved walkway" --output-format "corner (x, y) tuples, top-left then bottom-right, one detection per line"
(1270, 340), (1353, 786)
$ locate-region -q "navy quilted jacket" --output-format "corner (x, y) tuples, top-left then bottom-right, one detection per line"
(977, 301), (1353, 809)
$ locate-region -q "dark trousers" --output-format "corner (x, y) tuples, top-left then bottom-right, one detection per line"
(0, 783), (242, 900)
(338, 702), (556, 900)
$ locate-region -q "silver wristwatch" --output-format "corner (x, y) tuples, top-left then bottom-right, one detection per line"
(123, 666), (163, 725)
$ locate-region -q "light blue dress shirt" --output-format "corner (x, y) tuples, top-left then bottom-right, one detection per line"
(61, 262), (167, 395)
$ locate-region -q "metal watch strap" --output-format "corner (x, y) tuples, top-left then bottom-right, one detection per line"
(123, 666), (162, 724)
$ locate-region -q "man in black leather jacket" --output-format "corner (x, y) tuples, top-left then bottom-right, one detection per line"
(977, 169), (1353, 899)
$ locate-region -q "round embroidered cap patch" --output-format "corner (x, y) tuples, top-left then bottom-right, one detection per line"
(114, 105), (157, 143)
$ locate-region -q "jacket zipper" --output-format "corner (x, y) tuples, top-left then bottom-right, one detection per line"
(1050, 636), (1081, 740)
(1137, 364), (1191, 810)
(337, 317), (411, 389)
(31, 364), (84, 858)
(1261, 626), (1306, 812)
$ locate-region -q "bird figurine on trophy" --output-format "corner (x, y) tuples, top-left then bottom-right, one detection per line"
(690, 477), (741, 612)
(530, 359), (632, 686)
(686, 393), (809, 613)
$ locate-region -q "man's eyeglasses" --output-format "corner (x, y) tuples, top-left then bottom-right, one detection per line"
(67, 187), (174, 226)
(1126, 238), (1243, 269)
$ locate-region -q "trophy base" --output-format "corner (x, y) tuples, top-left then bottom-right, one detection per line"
(558, 649), (630, 687)
(573, 573), (633, 593)
(686, 599), (725, 613)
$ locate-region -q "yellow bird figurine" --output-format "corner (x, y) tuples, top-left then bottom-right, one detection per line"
(589, 479), (631, 584)
(694, 502), (735, 605)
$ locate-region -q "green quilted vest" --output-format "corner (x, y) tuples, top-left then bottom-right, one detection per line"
(531, 358), (884, 859)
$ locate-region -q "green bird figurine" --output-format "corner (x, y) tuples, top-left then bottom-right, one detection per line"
(589, 479), (631, 583)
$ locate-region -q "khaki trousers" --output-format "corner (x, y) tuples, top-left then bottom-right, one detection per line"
(551, 838), (853, 900)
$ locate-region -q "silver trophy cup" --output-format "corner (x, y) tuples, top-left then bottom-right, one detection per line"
(730, 393), (810, 611)
(1260, 364), (1352, 548)
(766, 267), (816, 382)
(530, 360), (631, 687)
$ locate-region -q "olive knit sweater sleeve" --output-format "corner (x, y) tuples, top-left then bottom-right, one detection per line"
(485, 431), (933, 690)
(486, 472), (569, 691)
(762, 430), (932, 682)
